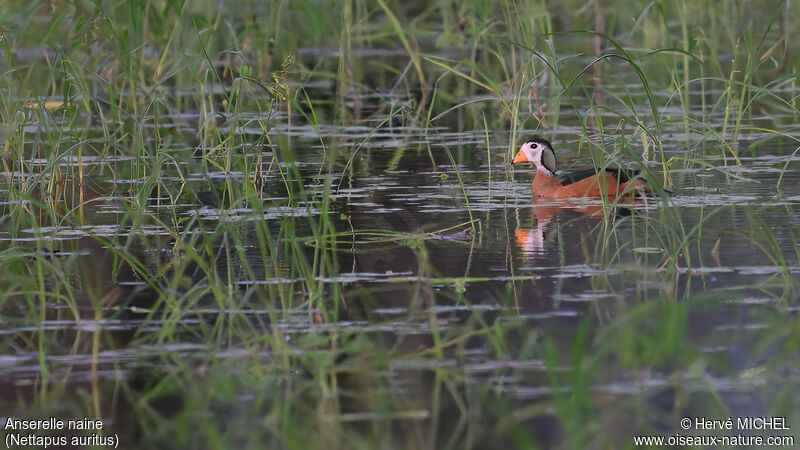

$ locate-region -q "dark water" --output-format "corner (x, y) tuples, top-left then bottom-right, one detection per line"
(2, 57), (800, 448)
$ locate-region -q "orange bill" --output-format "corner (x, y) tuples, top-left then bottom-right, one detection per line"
(512, 149), (529, 165)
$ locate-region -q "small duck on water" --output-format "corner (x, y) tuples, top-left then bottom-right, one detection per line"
(511, 136), (653, 200)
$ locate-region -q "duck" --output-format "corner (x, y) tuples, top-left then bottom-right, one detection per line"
(511, 136), (653, 200)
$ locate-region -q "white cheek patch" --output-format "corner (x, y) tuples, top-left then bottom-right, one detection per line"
(529, 146), (542, 164)
(523, 143), (537, 161)
(522, 143), (533, 160)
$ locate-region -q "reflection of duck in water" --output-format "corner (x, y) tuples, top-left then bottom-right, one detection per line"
(511, 136), (653, 200)
(514, 198), (635, 256)
(513, 200), (607, 255)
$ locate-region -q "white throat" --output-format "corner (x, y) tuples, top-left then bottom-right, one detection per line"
(536, 165), (555, 177)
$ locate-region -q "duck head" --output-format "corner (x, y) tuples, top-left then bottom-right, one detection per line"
(512, 136), (557, 176)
